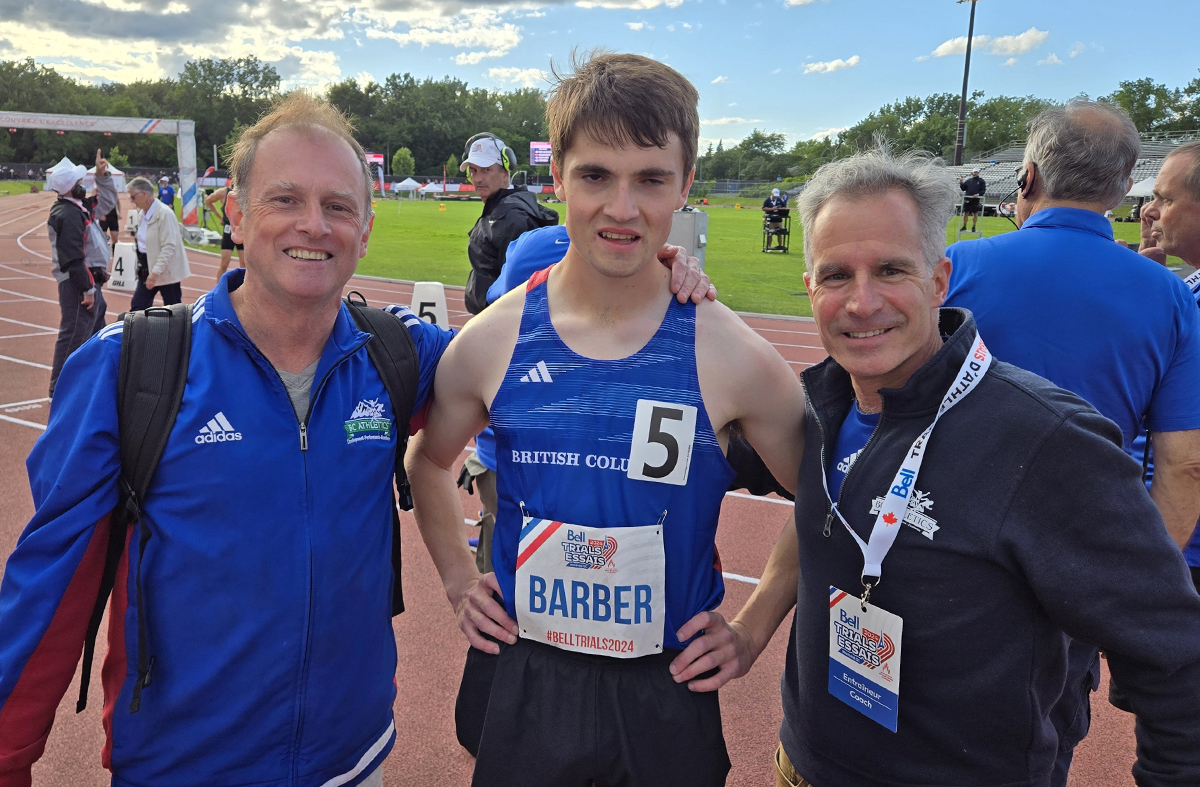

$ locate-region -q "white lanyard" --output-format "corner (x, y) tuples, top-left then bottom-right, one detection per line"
(820, 332), (993, 602)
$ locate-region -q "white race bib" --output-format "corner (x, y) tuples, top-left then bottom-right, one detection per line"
(627, 399), (697, 486)
(516, 516), (665, 658)
(828, 587), (904, 732)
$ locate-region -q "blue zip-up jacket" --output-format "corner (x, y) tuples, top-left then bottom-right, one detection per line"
(0, 270), (452, 787)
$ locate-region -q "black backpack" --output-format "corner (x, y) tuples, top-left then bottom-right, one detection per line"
(76, 292), (419, 714)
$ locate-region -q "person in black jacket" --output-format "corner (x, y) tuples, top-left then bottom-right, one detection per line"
(45, 157), (107, 398)
(461, 133), (558, 314)
(710, 147), (1200, 787)
(958, 167), (986, 232)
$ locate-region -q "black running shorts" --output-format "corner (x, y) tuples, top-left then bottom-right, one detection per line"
(470, 639), (731, 787)
(963, 196), (983, 214)
(220, 225), (243, 251)
(98, 208), (120, 232)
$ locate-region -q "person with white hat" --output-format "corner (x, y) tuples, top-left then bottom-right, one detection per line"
(763, 187), (788, 249)
(158, 174), (175, 208)
(461, 132), (560, 315)
(958, 166), (986, 233)
(45, 156), (107, 397)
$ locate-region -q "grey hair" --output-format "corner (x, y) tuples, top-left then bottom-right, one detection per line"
(798, 145), (957, 269)
(1165, 140), (1200, 202)
(127, 177), (155, 195)
(1024, 100), (1139, 207)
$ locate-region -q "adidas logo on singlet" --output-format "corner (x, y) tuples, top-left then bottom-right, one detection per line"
(519, 360), (554, 383)
(195, 412), (243, 444)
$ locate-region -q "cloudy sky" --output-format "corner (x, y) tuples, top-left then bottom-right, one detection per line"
(3, 0), (1197, 147)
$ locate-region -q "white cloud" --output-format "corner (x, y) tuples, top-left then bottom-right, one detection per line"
(626, 21), (645, 30)
(809, 126), (847, 141)
(711, 75), (728, 83)
(803, 54), (859, 74)
(930, 27), (1049, 58)
(702, 117), (761, 125)
(728, 102), (737, 106)
(682, 22), (692, 29)
(771, 66), (781, 74)
(354, 70), (376, 84)
(487, 66), (548, 88)
(1069, 42), (1085, 58)
(785, 0), (818, 5)
(1003, 57), (1017, 66)
(1038, 53), (1063, 66)
(576, 0), (686, 8)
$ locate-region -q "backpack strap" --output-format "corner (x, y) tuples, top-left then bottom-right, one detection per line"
(77, 303), (192, 714)
(344, 291), (420, 616)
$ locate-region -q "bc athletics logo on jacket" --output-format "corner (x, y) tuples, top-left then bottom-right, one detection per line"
(345, 398), (393, 444)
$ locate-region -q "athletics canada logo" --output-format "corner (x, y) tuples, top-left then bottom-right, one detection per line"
(870, 489), (939, 540)
(561, 528), (619, 572)
(344, 398), (393, 444)
(195, 412), (242, 444)
(833, 607), (896, 673)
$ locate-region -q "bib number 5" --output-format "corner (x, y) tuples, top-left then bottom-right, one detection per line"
(627, 399), (698, 486)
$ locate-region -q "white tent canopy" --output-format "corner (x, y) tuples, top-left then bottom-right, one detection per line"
(391, 177), (421, 192)
(1127, 176), (1156, 199)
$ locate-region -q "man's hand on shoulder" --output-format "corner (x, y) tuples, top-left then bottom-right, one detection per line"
(659, 243), (717, 304)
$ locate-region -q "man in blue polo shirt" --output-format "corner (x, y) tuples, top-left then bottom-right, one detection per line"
(944, 100), (1200, 787)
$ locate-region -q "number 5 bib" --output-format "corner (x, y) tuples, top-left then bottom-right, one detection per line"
(516, 516), (666, 658)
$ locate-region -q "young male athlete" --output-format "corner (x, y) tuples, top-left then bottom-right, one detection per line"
(406, 52), (804, 786)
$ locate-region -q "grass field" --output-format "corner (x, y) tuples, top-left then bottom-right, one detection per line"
(0, 181), (41, 197)
(5, 187), (1182, 318)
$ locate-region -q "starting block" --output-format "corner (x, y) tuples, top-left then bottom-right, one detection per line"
(410, 281), (449, 326)
(108, 242), (137, 292)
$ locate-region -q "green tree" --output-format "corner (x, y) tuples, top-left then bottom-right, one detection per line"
(1101, 78), (1181, 132)
(106, 146), (130, 168)
(391, 146), (415, 177)
(446, 153), (460, 175)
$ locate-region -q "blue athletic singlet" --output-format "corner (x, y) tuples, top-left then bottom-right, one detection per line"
(489, 267), (736, 652)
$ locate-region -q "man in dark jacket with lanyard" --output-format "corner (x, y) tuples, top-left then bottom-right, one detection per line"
(461, 133), (558, 314)
(958, 167), (986, 232)
(716, 147), (1200, 787)
(45, 156), (106, 398)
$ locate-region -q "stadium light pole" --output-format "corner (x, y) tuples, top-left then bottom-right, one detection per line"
(953, 0), (979, 167)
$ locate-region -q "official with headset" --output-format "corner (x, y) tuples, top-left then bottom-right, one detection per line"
(462, 133), (559, 314)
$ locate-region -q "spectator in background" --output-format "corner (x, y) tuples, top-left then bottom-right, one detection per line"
(204, 185), (243, 279)
(958, 166), (986, 232)
(158, 175), (175, 209)
(461, 133), (558, 314)
(91, 148), (121, 253)
(763, 187), (787, 249)
(944, 100), (1200, 787)
(127, 176), (190, 310)
(45, 157), (106, 397)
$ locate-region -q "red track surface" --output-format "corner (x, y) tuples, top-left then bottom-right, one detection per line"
(0, 190), (1134, 786)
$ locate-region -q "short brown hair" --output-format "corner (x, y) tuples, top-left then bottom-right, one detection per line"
(229, 91), (373, 214)
(547, 51), (700, 177)
(1166, 140), (1200, 202)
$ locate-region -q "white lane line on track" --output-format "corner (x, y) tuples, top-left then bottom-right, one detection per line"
(725, 490), (794, 507)
(0, 331), (55, 339)
(17, 222), (49, 260)
(0, 352), (52, 370)
(723, 572), (760, 586)
(0, 315), (57, 331)
(0, 397), (50, 409)
(0, 412), (46, 431)
(0, 207), (44, 230)
(0, 287), (56, 305)
(0, 262), (52, 280)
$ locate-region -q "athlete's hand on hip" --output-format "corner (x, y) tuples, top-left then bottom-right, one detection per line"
(659, 243), (717, 304)
(668, 610), (755, 692)
(453, 571), (518, 654)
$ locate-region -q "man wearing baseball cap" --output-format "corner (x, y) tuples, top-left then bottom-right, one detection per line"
(45, 157), (107, 397)
(763, 187), (787, 249)
(158, 175), (176, 208)
(958, 166), (986, 233)
(461, 133), (559, 315)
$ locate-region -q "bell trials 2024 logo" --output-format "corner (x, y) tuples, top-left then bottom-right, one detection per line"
(561, 528), (618, 573)
(833, 608), (896, 681)
(344, 399), (393, 444)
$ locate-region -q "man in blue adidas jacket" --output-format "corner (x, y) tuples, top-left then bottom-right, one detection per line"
(0, 94), (452, 787)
